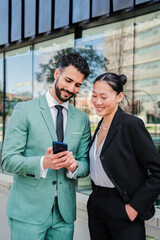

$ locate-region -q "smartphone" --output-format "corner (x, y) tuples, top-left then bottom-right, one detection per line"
(52, 141), (68, 154)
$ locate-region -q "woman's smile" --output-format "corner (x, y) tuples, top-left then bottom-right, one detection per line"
(96, 106), (105, 112)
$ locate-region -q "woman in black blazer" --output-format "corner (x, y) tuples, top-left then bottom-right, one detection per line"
(87, 73), (160, 240)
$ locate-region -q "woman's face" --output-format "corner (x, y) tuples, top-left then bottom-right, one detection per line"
(91, 80), (124, 117)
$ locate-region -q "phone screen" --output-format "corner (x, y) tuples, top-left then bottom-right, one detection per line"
(52, 141), (68, 154)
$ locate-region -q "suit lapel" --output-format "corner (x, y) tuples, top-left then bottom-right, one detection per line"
(39, 95), (57, 141)
(101, 107), (124, 153)
(90, 118), (103, 149)
(63, 104), (75, 143)
(101, 124), (118, 152)
(90, 107), (124, 152)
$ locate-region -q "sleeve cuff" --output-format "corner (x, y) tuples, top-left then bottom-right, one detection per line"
(66, 166), (78, 179)
(40, 156), (48, 178)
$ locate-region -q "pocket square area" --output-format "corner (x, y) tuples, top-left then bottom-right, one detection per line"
(72, 132), (82, 134)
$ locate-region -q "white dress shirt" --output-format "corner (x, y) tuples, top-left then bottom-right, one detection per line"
(89, 129), (115, 188)
(46, 90), (68, 134)
(40, 90), (77, 178)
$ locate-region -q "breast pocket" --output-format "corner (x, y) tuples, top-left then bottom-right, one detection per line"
(69, 132), (82, 153)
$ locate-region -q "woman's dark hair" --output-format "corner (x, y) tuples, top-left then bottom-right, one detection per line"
(59, 52), (90, 79)
(94, 72), (127, 94)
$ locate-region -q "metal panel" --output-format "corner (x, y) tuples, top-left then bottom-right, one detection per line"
(24, 0), (36, 38)
(11, 0), (22, 42)
(38, 0), (52, 34)
(72, 0), (90, 24)
(136, 0), (151, 4)
(92, 0), (110, 17)
(0, 0), (9, 45)
(54, 0), (70, 29)
(113, 0), (134, 11)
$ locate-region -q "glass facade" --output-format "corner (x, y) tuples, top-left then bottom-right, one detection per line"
(0, 53), (3, 165)
(5, 47), (32, 128)
(33, 34), (74, 98)
(0, 11), (160, 201)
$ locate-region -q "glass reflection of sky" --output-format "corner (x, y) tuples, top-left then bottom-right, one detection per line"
(75, 32), (105, 91)
(6, 48), (32, 96)
(34, 37), (74, 74)
(33, 35), (74, 97)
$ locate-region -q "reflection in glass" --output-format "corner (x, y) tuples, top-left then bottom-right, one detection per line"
(133, 13), (160, 155)
(5, 47), (32, 127)
(33, 34), (74, 98)
(0, 53), (3, 166)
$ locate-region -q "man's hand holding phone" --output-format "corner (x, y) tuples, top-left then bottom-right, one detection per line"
(43, 141), (78, 172)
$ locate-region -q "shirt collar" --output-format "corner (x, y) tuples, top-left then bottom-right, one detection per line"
(46, 90), (69, 110)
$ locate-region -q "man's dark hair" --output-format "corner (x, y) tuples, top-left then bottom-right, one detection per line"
(59, 52), (90, 79)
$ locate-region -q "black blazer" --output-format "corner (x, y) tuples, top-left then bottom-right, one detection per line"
(90, 107), (160, 220)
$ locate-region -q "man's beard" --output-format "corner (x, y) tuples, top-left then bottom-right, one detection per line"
(55, 78), (74, 102)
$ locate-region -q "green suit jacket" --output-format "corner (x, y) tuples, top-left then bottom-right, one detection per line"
(2, 95), (91, 225)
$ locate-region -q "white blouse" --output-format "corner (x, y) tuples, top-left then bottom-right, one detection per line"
(89, 129), (115, 188)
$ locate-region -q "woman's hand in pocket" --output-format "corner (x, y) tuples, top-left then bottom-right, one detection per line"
(125, 204), (138, 222)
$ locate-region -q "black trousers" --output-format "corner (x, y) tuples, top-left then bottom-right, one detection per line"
(87, 185), (146, 240)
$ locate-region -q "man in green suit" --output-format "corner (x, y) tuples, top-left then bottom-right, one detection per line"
(2, 53), (91, 240)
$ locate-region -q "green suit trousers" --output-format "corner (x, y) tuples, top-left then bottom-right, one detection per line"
(9, 197), (74, 240)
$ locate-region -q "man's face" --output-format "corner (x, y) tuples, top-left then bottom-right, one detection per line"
(53, 65), (85, 103)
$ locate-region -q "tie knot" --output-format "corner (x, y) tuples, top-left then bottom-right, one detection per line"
(55, 105), (63, 112)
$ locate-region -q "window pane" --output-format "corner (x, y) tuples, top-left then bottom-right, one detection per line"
(0, 53), (3, 167)
(33, 34), (74, 98)
(5, 47), (32, 127)
(133, 12), (160, 155)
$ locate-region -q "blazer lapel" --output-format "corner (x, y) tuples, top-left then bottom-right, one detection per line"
(101, 107), (124, 153)
(90, 118), (103, 149)
(39, 95), (57, 141)
(63, 104), (75, 143)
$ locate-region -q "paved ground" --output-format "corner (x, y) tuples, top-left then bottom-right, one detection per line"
(0, 186), (10, 240)
(0, 185), (90, 240)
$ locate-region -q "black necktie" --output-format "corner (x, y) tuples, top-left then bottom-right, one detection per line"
(55, 105), (64, 142)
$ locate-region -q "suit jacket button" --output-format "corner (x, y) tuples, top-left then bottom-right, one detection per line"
(52, 181), (57, 185)
(101, 155), (105, 160)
